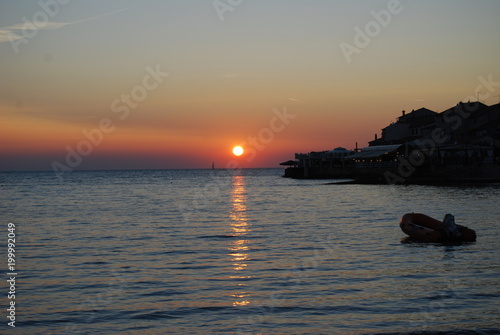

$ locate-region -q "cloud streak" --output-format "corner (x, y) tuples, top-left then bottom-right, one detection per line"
(0, 8), (128, 43)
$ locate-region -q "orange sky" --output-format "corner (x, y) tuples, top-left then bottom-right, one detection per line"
(1, 1), (500, 171)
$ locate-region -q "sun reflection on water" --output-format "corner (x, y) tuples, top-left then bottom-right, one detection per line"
(229, 174), (252, 307)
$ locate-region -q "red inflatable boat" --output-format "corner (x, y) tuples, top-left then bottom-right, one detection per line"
(400, 213), (476, 242)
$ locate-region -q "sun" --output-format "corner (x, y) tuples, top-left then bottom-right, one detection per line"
(232, 146), (244, 156)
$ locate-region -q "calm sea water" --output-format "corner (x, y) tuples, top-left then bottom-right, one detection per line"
(0, 168), (499, 335)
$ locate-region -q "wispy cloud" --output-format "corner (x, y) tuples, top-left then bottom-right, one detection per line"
(288, 98), (303, 103)
(0, 8), (128, 43)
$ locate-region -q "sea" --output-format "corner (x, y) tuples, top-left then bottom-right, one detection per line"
(0, 168), (499, 335)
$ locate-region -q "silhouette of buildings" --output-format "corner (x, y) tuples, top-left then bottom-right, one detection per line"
(284, 101), (500, 183)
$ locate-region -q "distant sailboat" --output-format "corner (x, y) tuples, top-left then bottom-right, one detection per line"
(212, 161), (215, 170)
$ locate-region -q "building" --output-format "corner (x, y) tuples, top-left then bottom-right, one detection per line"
(286, 147), (354, 178)
(283, 101), (500, 182)
(369, 108), (438, 146)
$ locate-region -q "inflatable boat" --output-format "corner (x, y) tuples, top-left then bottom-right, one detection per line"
(400, 213), (476, 242)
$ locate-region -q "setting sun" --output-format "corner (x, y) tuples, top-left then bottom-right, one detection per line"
(232, 146), (244, 156)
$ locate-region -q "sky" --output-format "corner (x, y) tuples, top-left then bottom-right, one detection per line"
(1, 0), (500, 171)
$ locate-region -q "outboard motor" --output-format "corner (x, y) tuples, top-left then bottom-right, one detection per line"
(443, 214), (461, 238)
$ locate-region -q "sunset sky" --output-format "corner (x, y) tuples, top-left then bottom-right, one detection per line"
(1, 0), (500, 171)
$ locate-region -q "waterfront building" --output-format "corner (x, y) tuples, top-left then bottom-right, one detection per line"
(283, 102), (500, 182)
(286, 147), (354, 178)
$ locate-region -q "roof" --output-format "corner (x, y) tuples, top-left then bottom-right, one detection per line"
(347, 144), (402, 159)
(470, 102), (500, 119)
(328, 147), (350, 153)
(436, 144), (493, 151)
(279, 160), (298, 166)
(360, 144), (402, 151)
(439, 101), (487, 118)
(398, 108), (437, 122)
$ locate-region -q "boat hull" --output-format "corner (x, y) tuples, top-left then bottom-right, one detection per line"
(400, 213), (476, 243)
